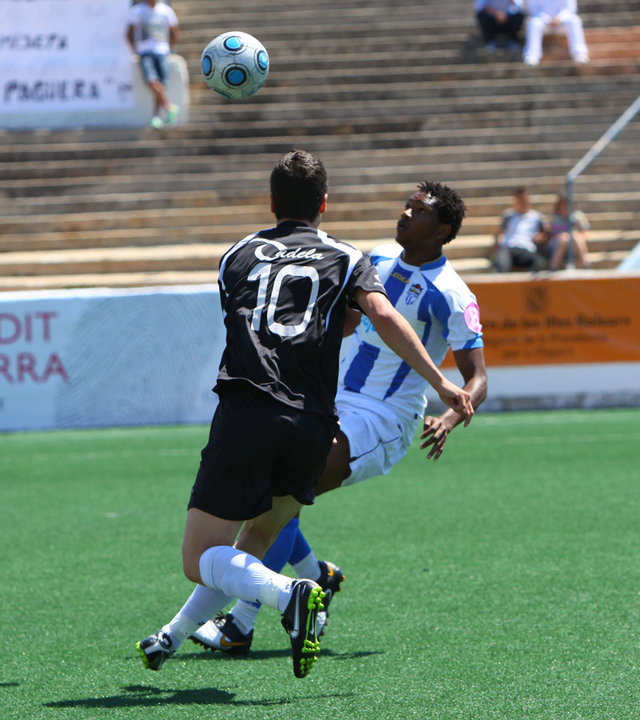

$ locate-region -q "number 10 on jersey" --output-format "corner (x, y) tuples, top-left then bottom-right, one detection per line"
(248, 262), (320, 339)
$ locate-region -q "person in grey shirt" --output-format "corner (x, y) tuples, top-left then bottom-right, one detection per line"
(491, 187), (549, 272)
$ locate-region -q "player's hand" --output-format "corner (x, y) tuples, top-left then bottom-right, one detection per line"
(437, 379), (474, 426)
(420, 415), (451, 461)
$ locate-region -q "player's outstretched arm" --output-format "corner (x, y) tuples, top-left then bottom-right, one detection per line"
(354, 289), (474, 424)
(421, 347), (488, 460)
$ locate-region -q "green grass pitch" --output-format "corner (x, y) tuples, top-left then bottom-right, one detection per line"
(1, 408), (639, 720)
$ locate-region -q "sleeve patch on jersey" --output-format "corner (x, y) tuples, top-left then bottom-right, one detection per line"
(464, 302), (482, 333)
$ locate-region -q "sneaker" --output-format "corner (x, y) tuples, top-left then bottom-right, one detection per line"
(136, 630), (173, 671)
(166, 104), (180, 125)
(149, 115), (164, 129)
(190, 613), (253, 655)
(315, 560), (345, 636)
(281, 579), (325, 679)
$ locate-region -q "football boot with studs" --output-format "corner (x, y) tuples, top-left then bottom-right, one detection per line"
(281, 579), (325, 678)
(190, 613), (253, 655)
(315, 560), (346, 636)
(136, 630), (174, 671)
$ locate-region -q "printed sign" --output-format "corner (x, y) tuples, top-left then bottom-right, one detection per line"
(0, 0), (134, 113)
(2, 277), (638, 431)
(442, 275), (640, 368)
(0, 287), (224, 432)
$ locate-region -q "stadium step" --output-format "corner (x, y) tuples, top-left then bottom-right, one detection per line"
(1, 0), (638, 291)
(0, 271), (221, 293)
(1, 228), (635, 288)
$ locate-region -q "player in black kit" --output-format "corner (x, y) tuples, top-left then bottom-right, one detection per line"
(137, 150), (474, 679)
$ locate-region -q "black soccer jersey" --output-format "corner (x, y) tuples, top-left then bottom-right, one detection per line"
(216, 220), (386, 418)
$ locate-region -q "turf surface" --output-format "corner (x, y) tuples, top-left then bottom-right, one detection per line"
(2, 408), (639, 719)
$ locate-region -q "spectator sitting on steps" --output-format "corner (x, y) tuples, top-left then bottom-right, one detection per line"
(126, 0), (180, 129)
(491, 187), (549, 273)
(546, 193), (591, 270)
(523, 0), (589, 66)
(475, 0), (526, 54)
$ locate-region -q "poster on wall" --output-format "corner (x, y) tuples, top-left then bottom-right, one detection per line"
(2, 277), (639, 432)
(442, 275), (640, 368)
(0, 0), (134, 114)
(0, 286), (225, 432)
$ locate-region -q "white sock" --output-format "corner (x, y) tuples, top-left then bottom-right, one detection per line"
(199, 545), (293, 613)
(229, 599), (261, 634)
(291, 551), (321, 581)
(163, 584), (230, 650)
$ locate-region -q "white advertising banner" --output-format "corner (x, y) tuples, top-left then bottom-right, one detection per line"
(0, 286), (225, 432)
(0, 0), (134, 114)
(1, 283), (638, 433)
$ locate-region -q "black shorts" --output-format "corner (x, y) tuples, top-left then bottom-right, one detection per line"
(188, 382), (337, 521)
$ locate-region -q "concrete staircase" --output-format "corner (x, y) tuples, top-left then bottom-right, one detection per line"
(1, 0), (639, 290)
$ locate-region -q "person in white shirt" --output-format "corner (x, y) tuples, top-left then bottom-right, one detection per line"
(523, 0), (589, 66)
(126, 0), (179, 128)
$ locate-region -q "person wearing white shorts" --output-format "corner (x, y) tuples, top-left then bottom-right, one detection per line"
(334, 390), (413, 487)
(190, 179), (488, 654)
(522, 0), (589, 66)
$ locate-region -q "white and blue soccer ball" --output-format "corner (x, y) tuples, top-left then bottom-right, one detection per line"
(201, 31), (269, 99)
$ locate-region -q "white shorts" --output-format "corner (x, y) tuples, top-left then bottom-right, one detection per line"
(335, 390), (418, 487)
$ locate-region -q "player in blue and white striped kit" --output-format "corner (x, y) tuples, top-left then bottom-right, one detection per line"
(191, 180), (488, 654)
(336, 239), (485, 483)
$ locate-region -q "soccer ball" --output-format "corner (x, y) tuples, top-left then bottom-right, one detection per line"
(201, 31), (269, 99)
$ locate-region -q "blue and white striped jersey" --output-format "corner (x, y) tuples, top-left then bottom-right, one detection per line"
(339, 243), (484, 423)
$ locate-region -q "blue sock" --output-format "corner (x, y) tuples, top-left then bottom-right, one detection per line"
(289, 526), (313, 565)
(262, 517), (299, 573)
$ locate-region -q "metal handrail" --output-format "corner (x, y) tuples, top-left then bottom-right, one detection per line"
(565, 95), (640, 268)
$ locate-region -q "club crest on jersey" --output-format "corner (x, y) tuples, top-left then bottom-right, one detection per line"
(464, 302), (482, 333)
(405, 282), (423, 305)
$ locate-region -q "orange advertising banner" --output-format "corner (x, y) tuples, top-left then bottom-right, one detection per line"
(444, 274), (640, 368)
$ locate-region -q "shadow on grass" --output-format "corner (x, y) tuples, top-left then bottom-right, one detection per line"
(44, 685), (237, 709)
(44, 684), (354, 710)
(44, 647), (381, 709)
(180, 647), (383, 662)
(0, 683), (20, 688)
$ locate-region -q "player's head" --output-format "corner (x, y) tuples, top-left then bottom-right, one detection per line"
(513, 186), (531, 212)
(554, 193), (568, 215)
(270, 150), (328, 225)
(396, 180), (466, 258)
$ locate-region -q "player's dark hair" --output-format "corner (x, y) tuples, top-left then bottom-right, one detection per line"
(270, 150), (328, 223)
(416, 180), (466, 244)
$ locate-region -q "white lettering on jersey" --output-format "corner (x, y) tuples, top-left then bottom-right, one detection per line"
(254, 243), (325, 262)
